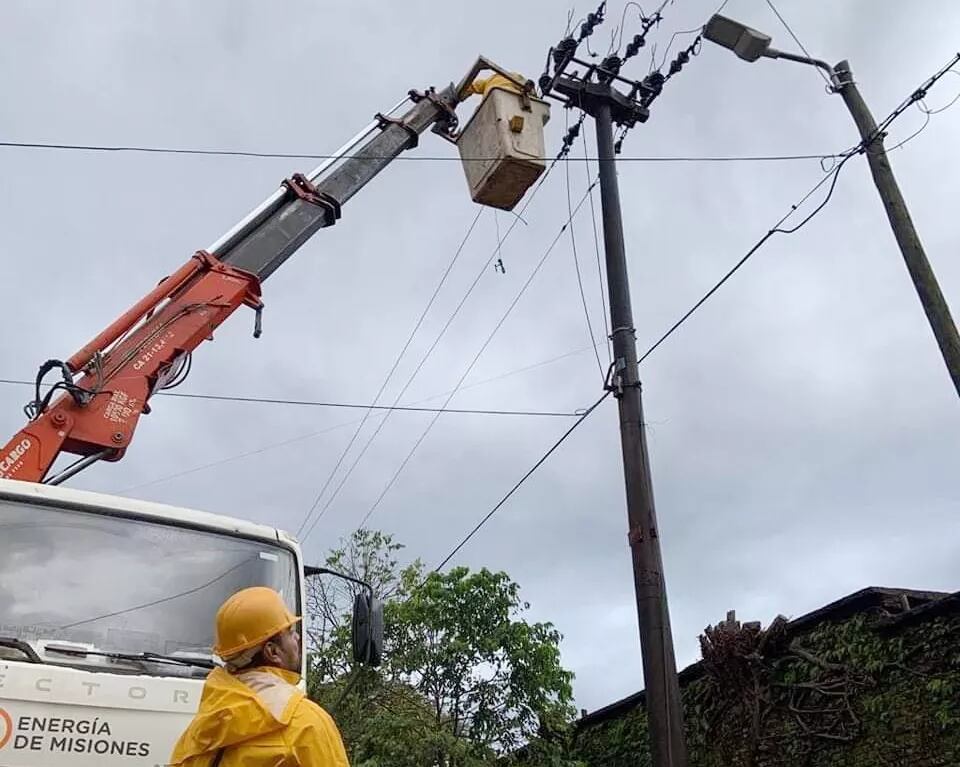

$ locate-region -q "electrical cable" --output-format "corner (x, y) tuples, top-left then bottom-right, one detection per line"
(919, 69), (960, 114)
(433, 18), (950, 606)
(638, 156), (851, 365)
(886, 106), (931, 152)
(565, 111), (607, 382)
(765, 0), (833, 90)
(347, 179), (600, 538)
(884, 70), (960, 152)
(116, 417), (369, 494)
(869, 54), (960, 142)
(493, 210), (502, 273)
(111, 339), (610, 495)
(295, 152), (569, 545)
(0, 378), (578, 417)
(159, 353), (192, 391)
(105, 56), (960, 499)
(433, 389), (611, 571)
(0, 139), (841, 164)
(615, 2), (649, 54)
(582, 121), (613, 363)
(635, 53), (960, 366)
(294, 207), (485, 537)
(655, 0), (728, 71)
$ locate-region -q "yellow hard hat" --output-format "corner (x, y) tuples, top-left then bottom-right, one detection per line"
(214, 586), (301, 659)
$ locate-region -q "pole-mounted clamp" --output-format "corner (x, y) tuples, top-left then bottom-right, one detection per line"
(282, 173), (342, 224)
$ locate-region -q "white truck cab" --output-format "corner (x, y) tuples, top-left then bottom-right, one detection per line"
(0, 478), (305, 767)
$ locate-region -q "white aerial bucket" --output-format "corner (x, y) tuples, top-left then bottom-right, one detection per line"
(457, 87), (551, 211)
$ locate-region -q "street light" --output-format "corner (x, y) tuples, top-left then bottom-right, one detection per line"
(703, 14), (839, 85)
(701, 13), (960, 400)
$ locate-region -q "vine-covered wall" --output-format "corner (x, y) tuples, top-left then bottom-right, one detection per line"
(572, 599), (960, 767)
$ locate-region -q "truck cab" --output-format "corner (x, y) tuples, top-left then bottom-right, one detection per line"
(0, 478), (305, 766)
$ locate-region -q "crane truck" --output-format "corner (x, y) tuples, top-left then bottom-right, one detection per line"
(0, 57), (550, 766)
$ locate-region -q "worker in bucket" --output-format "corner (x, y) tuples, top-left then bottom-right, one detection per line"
(169, 586), (349, 766)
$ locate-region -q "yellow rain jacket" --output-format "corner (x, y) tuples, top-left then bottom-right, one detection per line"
(169, 666), (348, 767)
(467, 71), (527, 97)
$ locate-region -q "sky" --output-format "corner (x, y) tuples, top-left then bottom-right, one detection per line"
(1, 0), (958, 713)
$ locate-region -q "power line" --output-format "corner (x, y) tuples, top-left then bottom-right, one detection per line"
(353, 179), (601, 536)
(116, 417), (365, 494)
(297, 156), (568, 546)
(426, 34), (958, 613)
(636, 53), (960, 366)
(0, 378), (578, 418)
(654, 0), (728, 71)
(565, 111), (606, 382)
(871, 53), (960, 139)
(434, 390), (611, 571)
(105, 58), (960, 499)
(918, 70), (960, 115)
(582, 121), (613, 363)
(638, 157), (851, 365)
(0, 139), (840, 164)
(614, 2), (652, 55)
(764, 0), (833, 91)
(396, 389), (612, 628)
(164, 391), (576, 417)
(294, 207), (485, 537)
(112, 340), (609, 495)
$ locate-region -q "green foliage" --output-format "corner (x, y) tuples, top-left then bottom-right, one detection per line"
(306, 529), (416, 680)
(565, 706), (651, 767)
(309, 672), (480, 767)
(389, 567), (575, 754)
(565, 610), (960, 767)
(306, 530), (576, 765)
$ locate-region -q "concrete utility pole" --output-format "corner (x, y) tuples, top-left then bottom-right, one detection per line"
(540, 15), (689, 759)
(702, 16), (960, 399)
(593, 100), (689, 767)
(833, 60), (960, 399)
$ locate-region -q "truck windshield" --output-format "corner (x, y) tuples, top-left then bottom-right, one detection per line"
(0, 499), (298, 665)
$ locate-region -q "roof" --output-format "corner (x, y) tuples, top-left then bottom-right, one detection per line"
(0, 477), (294, 547)
(881, 589), (960, 630)
(578, 585), (951, 728)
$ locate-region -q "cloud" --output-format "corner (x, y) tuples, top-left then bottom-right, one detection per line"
(1, 0), (958, 711)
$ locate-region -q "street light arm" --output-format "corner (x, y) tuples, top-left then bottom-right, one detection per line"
(763, 47), (840, 89)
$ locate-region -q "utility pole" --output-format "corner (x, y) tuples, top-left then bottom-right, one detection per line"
(702, 16), (960, 398)
(594, 100), (689, 767)
(834, 60), (960, 399)
(540, 9), (689, 762)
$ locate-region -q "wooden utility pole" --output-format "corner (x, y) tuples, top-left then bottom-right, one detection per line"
(541, 33), (690, 762)
(834, 60), (960, 398)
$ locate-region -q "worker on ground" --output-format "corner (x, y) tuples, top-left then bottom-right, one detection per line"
(169, 586), (349, 766)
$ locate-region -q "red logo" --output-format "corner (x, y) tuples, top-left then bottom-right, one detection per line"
(0, 707), (12, 750)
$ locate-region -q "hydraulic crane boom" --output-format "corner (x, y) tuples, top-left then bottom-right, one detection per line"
(0, 57), (547, 485)
(0, 86), (463, 484)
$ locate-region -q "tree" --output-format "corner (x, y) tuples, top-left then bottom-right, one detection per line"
(305, 530), (577, 765)
(305, 528), (415, 681)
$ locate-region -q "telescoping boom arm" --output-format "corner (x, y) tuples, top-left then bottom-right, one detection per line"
(0, 59), (544, 485)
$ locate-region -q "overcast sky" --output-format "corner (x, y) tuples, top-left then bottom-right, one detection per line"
(1, 0), (958, 712)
